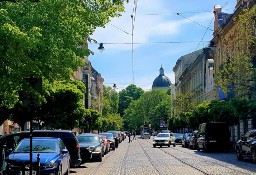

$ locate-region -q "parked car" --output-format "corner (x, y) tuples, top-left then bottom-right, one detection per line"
(99, 134), (110, 155)
(141, 132), (151, 139)
(173, 133), (183, 144)
(77, 133), (104, 162)
(107, 130), (121, 147)
(0, 130), (81, 168)
(153, 133), (176, 148)
(181, 133), (192, 148)
(99, 132), (116, 150)
(197, 122), (231, 151)
(236, 129), (256, 163)
(189, 130), (199, 150)
(5, 137), (70, 175)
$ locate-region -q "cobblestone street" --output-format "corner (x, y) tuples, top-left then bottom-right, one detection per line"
(69, 136), (256, 175)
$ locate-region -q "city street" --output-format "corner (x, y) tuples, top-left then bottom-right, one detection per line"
(70, 136), (256, 175)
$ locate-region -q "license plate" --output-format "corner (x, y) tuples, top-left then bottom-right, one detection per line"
(19, 171), (37, 175)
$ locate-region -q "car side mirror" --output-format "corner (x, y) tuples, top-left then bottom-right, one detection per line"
(62, 148), (69, 154)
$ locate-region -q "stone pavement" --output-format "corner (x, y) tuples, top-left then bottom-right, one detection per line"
(70, 136), (256, 175)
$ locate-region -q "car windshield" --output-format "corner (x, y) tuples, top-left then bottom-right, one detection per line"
(14, 139), (57, 153)
(77, 136), (99, 143)
(173, 133), (183, 138)
(107, 131), (118, 137)
(157, 134), (169, 137)
(100, 133), (113, 139)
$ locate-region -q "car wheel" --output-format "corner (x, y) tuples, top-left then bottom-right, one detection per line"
(236, 147), (243, 160)
(64, 164), (69, 175)
(58, 164), (62, 175)
(98, 155), (102, 162)
(251, 149), (256, 163)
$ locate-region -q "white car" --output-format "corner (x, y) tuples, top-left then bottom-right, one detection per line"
(153, 133), (176, 148)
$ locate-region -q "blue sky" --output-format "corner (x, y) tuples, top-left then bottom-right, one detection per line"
(88, 0), (237, 91)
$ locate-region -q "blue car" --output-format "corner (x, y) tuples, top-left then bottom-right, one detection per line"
(5, 137), (70, 175)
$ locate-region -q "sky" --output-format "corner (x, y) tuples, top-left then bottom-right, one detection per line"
(88, 0), (237, 91)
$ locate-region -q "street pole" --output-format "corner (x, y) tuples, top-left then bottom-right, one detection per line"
(131, 14), (134, 85)
(29, 98), (33, 175)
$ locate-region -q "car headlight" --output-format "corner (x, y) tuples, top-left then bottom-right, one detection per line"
(165, 140), (169, 143)
(153, 141), (156, 144)
(43, 161), (58, 169)
(89, 146), (95, 151)
(95, 146), (102, 152)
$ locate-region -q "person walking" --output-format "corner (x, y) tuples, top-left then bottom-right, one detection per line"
(128, 132), (132, 143)
(133, 131), (136, 140)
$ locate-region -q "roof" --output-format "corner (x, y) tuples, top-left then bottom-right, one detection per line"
(152, 66), (171, 88)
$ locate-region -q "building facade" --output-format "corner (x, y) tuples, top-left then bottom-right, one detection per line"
(211, 0), (256, 141)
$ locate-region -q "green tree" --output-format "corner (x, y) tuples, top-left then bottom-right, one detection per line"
(9, 80), (86, 129)
(172, 93), (195, 115)
(102, 85), (119, 115)
(99, 85), (122, 131)
(189, 101), (211, 129)
(118, 84), (144, 116)
(123, 90), (171, 131)
(0, 0), (127, 107)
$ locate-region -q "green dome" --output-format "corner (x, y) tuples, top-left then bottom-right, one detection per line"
(152, 66), (171, 88)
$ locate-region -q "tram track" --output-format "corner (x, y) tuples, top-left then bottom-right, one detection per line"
(137, 138), (207, 175)
(142, 138), (253, 175)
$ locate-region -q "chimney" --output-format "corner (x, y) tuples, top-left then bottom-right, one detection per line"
(213, 5), (222, 31)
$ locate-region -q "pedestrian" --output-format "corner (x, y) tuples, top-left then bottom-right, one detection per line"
(128, 132), (132, 143)
(133, 131), (136, 140)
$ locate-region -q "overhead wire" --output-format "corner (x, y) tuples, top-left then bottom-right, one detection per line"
(177, 13), (214, 31)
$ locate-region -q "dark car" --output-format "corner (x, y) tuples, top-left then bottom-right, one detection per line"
(99, 132), (116, 150)
(181, 133), (191, 148)
(106, 130), (121, 148)
(77, 133), (104, 162)
(236, 129), (256, 163)
(0, 130), (81, 168)
(173, 133), (183, 144)
(189, 130), (199, 150)
(197, 122), (231, 151)
(5, 137), (70, 175)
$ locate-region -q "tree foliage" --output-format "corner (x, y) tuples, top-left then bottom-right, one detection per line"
(99, 85), (122, 131)
(102, 85), (119, 116)
(123, 90), (171, 131)
(9, 80), (87, 129)
(118, 84), (144, 116)
(0, 0), (127, 107)
(172, 93), (195, 115)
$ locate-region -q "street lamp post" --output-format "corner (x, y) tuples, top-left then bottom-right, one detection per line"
(24, 77), (42, 175)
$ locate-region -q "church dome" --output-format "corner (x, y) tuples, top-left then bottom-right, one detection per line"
(152, 66), (172, 88)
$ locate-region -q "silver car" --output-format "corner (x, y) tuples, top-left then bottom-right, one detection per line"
(153, 133), (176, 148)
(141, 132), (151, 139)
